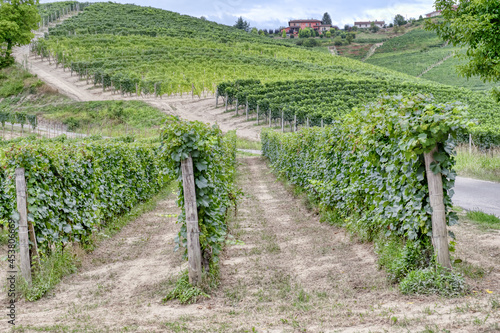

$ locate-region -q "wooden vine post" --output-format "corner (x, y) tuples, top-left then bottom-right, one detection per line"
(180, 155), (203, 285)
(256, 105), (260, 125)
(15, 168), (32, 286)
(245, 101), (249, 121)
(281, 111), (284, 133)
(423, 146), (451, 269)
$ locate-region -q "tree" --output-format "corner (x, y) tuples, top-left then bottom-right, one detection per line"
(369, 22), (380, 33)
(346, 33), (354, 44)
(426, 0), (500, 86)
(250, 27), (258, 34)
(325, 30), (331, 38)
(233, 16), (250, 32)
(298, 28), (312, 38)
(282, 29), (286, 38)
(321, 12), (332, 25)
(394, 14), (407, 26)
(344, 24), (350, 31)
(0, 0), (40, 67)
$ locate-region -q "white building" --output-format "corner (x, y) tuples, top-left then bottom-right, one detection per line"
(354, 21), (385, 29)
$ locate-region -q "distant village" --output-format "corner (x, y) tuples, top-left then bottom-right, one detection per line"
(279, 7), (449, 37)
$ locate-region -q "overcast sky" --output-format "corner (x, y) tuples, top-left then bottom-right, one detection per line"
(41, 0), (437, 30)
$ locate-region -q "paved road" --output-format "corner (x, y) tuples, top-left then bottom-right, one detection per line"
(453, 177), (500, 218)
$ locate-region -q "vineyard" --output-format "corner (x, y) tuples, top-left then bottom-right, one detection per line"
(30, 2), (423, 98)
(1, 1), (499, 331)
(217, 78), (500, 148)
(0, 116), (236, 299)
(365, 27), (497, 92)
(262, 95), (471, 293)
(26, 2), (500, 148)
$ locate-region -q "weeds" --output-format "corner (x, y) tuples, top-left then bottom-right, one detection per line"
(18, 250), (79, 301)
(162, 270), (210, 304)
(465, 210), (500, 230)
(400, 266), (468, 297)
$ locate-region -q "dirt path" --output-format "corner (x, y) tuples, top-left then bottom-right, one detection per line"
(417, 52), (454, 78)
(11, 156), (499, 332)
(362, 42), (383, 62)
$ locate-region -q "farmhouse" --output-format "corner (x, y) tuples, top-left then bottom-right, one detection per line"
(354, 21), (385, 29)
(282, 19), (331, 36)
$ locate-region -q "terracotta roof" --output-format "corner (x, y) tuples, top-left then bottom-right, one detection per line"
(289, 19), (321, 23)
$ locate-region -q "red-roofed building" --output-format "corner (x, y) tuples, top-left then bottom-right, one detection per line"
(282, 19), (328, 36)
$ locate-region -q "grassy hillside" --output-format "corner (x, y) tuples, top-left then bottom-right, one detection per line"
(365, 28), (496, 92)
(29, 2), (500, 146)
(33, 2), (426, 97)
(0, 65), (165, 137)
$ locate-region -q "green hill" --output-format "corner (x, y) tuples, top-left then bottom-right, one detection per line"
(29, 2), (500, 147)
(364, 28), (496, 92)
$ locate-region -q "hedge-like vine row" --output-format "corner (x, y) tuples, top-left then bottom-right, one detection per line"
(0, 136), (170, 254)
(262, 95), (471, 242)
(160, 117), (237, 268)
(219, 78), (500, 148)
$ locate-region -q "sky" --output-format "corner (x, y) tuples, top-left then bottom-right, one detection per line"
(40, 0), (438, 30)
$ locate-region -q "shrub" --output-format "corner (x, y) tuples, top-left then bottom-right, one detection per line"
(400, 267), (468, 297)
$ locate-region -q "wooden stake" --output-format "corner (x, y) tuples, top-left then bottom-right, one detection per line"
(294, 114), (297, 132)
(281, 111), (284, 133)
(246, 101), (249, 121)
(15, 168), (32, 286)
(235, 99), (238, 116)
(269, 109), (272, 127)
(257, 105), (260, 125)
(215, 88), (219, 108)
(424, 146), (451, 269)
(225, 93), (228, 112)
(180, 156), (202, 285)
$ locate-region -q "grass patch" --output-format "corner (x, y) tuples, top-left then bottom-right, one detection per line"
(465, 210), (500, 230)
(455, 146), (500, 182)
(400, 266), (468, 297)
(236, 137), (261, 150)
(162, 270), (211, 304)
(0, 65), (43, 98)
(18, 250), (79, 302)
(376, 238), (433, 283)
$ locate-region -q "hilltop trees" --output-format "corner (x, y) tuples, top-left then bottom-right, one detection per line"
(369, 22), (380, 33)
(0, 0), (41, 68)
(426, 0), (500, 88)
(322, 12), (332, 25)
(234, 16), (250, 32)
(394, 14), (407, 26)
